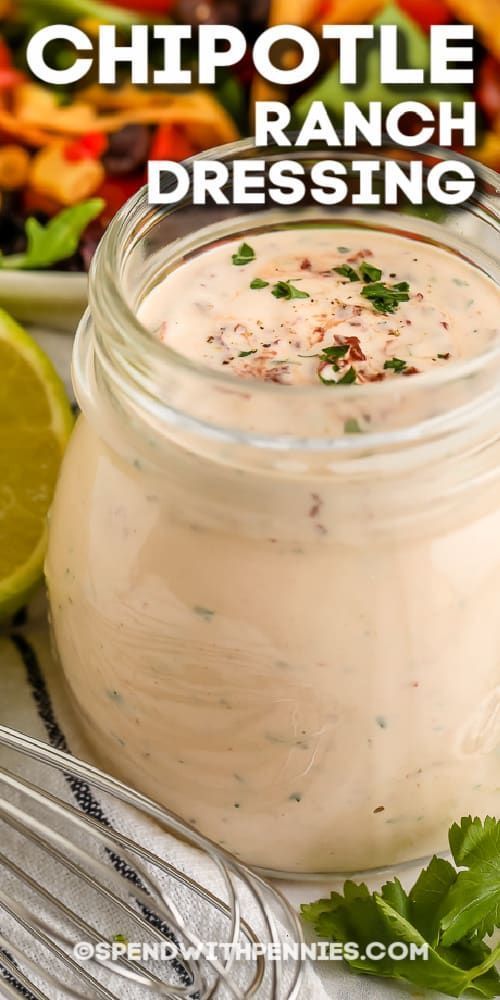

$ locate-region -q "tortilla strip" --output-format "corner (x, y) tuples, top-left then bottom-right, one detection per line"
(0, 110), (54, 147)
(446, 0), (500, 61)
(79, 83), (197, 110)
(12, 85), (239, 146)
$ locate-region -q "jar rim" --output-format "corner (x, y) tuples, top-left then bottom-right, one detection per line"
(82, 139), (500, 453)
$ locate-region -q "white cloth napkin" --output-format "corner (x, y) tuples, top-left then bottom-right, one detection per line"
(0, 327), (445, 999)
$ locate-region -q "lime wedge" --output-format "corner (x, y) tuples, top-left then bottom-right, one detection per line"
(0, 308), (74, 620)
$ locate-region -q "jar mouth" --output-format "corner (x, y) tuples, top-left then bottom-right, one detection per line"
(83, 139), (500, 453)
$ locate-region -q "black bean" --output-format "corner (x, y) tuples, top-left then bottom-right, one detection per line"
(102, 125), (152, 176)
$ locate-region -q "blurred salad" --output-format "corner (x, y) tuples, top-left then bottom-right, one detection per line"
(0, 0), (498, 272)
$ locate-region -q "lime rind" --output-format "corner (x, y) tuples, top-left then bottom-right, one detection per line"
(0, 308), (74, 622)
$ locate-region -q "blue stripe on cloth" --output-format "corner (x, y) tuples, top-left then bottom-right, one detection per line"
(3, 631), (194, 996)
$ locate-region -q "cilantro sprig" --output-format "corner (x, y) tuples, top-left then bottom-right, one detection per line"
(319, 365), (357, 386)
(320, 345), (349, 362)
(232, 243), (256, 266)
(334, 265), (360, 282)
(359, 261), (382, 283)
(362, 280), (410, 314)
(333, 260), (383, 284)
(0, 199), (104, 270)
(333, 259), (410, 315)
(384, 357), (407, 373)
(272, 280), (310, 301)
(302, 815), (500, 998)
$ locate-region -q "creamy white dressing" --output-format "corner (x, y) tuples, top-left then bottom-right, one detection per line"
(144, 229), (500, 385)
(46, 224), (500, 875)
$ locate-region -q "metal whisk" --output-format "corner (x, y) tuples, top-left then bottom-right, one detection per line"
(0, 726), (304, 1000)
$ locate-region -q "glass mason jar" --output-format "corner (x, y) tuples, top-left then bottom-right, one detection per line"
(46, 142), (500, 877)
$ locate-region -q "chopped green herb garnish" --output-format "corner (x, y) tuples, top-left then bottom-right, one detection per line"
(238, 349), (258, 358)
(359, 261), (383, 283)
(337, 246), (350, 254)
(384, 357), (407, 373)
(232, 243), (256, 266)
(334, 265), (360, 282)
(321, 345), (350, 361)
(336, 366), (357, 385)
(302, 815), (500, 1000)
(272, 280), (310, 301)
(250, 278), (270, 290)
(344, 418), (363, 434)
(320, 366), (357, 386)
(362, 281), (410, 315)
(437, 353), (451, 359)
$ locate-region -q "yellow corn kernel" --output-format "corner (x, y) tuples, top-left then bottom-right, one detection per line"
(29, 144), (105, 206)
(0, 144), (30, 190)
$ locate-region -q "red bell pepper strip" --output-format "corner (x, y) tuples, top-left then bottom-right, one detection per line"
(0, 68), (24, 87)
(64, 133), (108, 163)
(149, 123), (198, 162)
(396, 0), (451, 31)
(0, 38), (12, 69)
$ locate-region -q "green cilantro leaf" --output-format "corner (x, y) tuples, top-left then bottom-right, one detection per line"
(302, 815), (500, 999)
(272, 280), (310, 301)
(409, 856), (458, 946)
(362, 281), (410, 315)
(321, 345), (350, 361)
(384, 357), (407, 373)
(441, 865), (500, 946)
(250, 278), (269, 289)
(238, 349), (258, 358)
(359, 261), (383, 283)
(449, 816), (500, 868)
(319, 365), (357, 386)
(334, 265), (360, 282)
(0, 199), (104, 271)
(232, 243), (256, 266)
